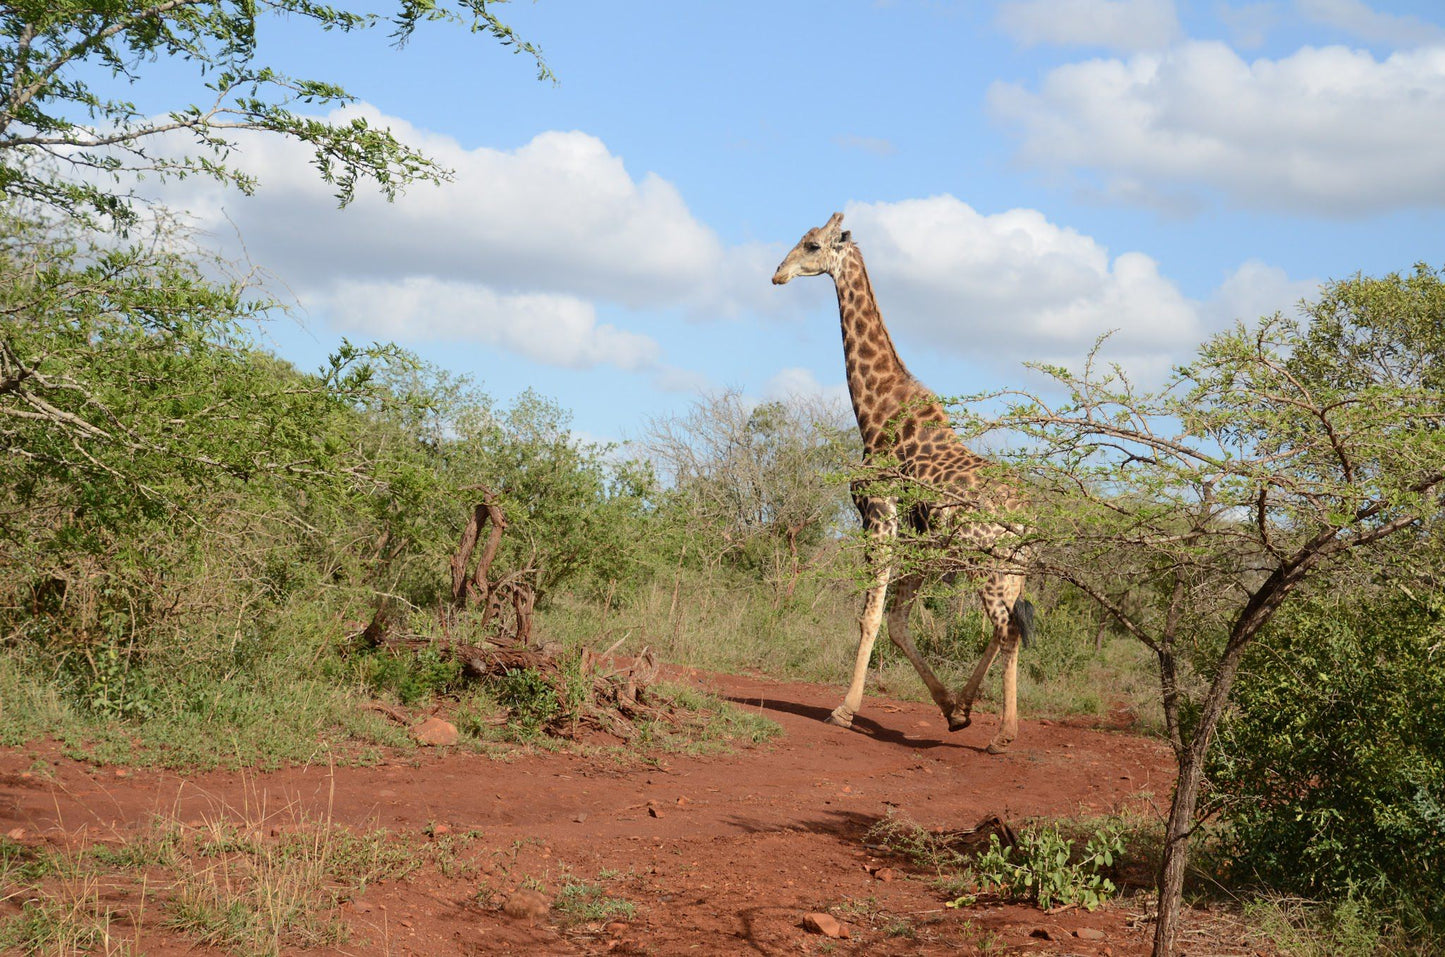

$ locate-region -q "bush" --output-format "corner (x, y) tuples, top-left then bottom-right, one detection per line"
(950, 822), (1124, 912)
(1210, 591), (1445, 921)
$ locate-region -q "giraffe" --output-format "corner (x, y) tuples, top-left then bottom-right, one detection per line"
(772, 211), (1035, 755)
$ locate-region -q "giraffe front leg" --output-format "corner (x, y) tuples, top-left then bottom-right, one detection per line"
(830, 577), (888, 729)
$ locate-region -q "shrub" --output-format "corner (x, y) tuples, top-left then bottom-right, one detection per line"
(950, 822), (1124, 912)
(1210, 591), (1445, 921)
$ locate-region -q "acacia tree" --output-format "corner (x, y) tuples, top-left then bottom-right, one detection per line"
(0, 0), (549, 224)
(952, 266), (1445, 957)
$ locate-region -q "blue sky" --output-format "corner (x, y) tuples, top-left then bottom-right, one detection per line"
(135, 0), (1445, 443)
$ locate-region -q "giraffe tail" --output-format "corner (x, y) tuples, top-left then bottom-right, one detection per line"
(1012, 597), (1037, 650)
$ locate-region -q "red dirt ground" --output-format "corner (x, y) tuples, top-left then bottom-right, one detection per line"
(1, 670), (1202, 956)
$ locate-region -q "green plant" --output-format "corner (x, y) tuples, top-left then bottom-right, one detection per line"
(1244, 892), (1435, 957)
(359, 645), (465, 706)
(492, 666), (566, 737)
(554, 880), (636, 924)
(949, 823), (1123, 912)
(1211, 591), (1445, 925)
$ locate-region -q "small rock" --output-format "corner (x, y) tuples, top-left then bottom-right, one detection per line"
(502, 889), (550, 920)
(604, 921), (629, 935)
(411, 717), (459, 746)
(874, 867), (895, 882)
(1030, 927), (1056, 940)
(1075, 928), (1107, 940)
(573, 812), (588, 823)
(648, 806), (662, 818)
(5, 827), (24, 840)
(802, 913), (850, 939)
(430, 823), (452, 837)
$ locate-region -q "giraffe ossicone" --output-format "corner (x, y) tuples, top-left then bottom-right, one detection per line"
(772, 211), (1035, 755)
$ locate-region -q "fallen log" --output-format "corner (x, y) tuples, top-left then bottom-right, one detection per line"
(353, 606), (668, 741)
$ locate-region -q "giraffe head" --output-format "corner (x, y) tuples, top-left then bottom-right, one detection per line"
(771, 212), (853, 285)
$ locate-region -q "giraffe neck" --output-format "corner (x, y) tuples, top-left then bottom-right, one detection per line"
(834, 246), (937, 453)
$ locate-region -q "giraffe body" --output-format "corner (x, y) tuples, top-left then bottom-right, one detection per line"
(772, 212), (1033, 754)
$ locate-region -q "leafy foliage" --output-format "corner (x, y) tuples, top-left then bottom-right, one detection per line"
(943, 265), (1445, 955)
(1212, 592), (1445, 919)
(0, 0), (549, 225)
(950, 823), (1124, 912)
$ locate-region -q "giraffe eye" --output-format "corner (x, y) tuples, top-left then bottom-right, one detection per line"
(805, 242), (821, 252)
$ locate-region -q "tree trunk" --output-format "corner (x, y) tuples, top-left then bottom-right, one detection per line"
(1151, 620), (1260, 955)
(1153, 745), (1206, 956)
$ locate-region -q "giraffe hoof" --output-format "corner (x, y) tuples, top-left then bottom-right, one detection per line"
(825, 707), (854, 730)
(986, 740), (1012, 755)
(947, 713), (972, 732)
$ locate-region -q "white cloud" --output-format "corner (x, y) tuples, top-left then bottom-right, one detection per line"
(169, 111), (725, 308)
(134, 104), (793, 374)
(841, 196), (1199, 360)
(995, 0), (1182, 51)
(1215, 2), (1278, 50)
(1199, 259), (1319, 329)
(806, 197), (1315, 377)
(989, 40), (1445, 215)
(322, 277), (661, 371)
(1296, 0), (1445, 48)
(762, 367), (852, 408)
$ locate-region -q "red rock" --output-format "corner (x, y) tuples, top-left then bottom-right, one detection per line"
(1075, 927), (1107, 940)
(411, 717), (458, 746)
(803, 913), (849, 938)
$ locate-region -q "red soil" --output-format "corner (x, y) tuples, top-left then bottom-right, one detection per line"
(1, 669), (1179, 955)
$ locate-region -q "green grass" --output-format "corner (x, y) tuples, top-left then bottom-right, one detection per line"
(1243, 893), (1443, 957)
(553, 879), (636, 925)
(0, 808), (421, 957)
(541, 567), (1161, 734)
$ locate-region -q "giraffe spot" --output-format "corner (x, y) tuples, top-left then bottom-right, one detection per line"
(858, 340), (879, 361)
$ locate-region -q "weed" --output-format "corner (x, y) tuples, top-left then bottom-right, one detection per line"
(0, 894), (134, 956)
(554, 880), (636, 924)
(1244, 893), (1442, 957)
(865, 814), (966, 874)
(950, 822), (1124, 912)
(883, 916), (916, 938)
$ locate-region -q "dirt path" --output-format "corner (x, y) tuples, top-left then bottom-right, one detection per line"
(1, 670), (1176, 955)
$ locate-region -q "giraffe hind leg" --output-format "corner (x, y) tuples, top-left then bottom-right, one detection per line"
(954, 574), (1027, 743)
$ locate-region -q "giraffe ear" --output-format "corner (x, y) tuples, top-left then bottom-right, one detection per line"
(825, 211), (844, 230)
(840, 230), (852, 243)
